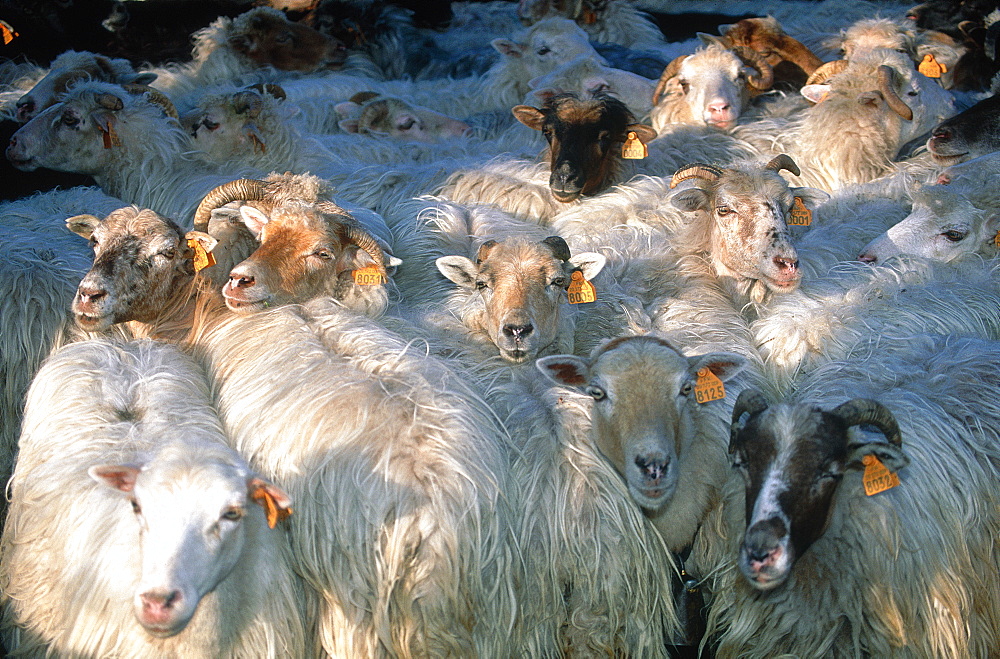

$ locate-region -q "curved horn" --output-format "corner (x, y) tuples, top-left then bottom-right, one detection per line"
(670, 162), (724, 189)
(192, 179), (270, 231)
(805, 59), (849, 85)
(652, 55), (688, 106)
(765, 154), (801, 177)
(877, 65), (913, 121)
(832, 398), (902, 447)
(346, 225), (389, 280)
(249, 83), (286, 101)
(542, 235), (571, 261)
(476, 239), (499, 264)
(96, 93), (124, 111)
(730, 389), (769, 447)
(733, 46), (774, 91)
(232, 90), (263, 119)
(121, 84), (178, 120)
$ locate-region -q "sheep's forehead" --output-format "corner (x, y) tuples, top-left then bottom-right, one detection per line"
(755, 404), (844, 467)
(717, 168), (790, 201)
(98, 210), (179, 247)
(682, 46), (742, 77)
(269, 206), (347, 237)
(481, 241), (563, 280)
(593, 338), (688, 386)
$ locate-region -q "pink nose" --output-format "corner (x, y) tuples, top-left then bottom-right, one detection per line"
(858, 252), (877, 264)
(140, 589), (182, 624)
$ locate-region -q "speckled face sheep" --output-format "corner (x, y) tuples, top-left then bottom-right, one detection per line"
(537, 335), (748, 552)
(67, 206), (216, 332)
(716, 17), (823, 89)
(223, 7), (347, 72)
(858, 185), (1000, 264)
(650, 38), (773, 131)
(668, 156), (829, 303)
(729, 392), (906, 591)
(334, 93), (472, 142)
(436, 235), (605, 362)
(512, 92), (656, 202)
(14, 50), (157, 123)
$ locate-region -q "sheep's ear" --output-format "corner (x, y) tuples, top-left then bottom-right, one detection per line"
(625, 123), (657, 143)
(239, 206), (270, 236)
(670, 187), (709, 212)
(583, 75), (611, 95)
(529, 87), (558, 104)
(436, 255), (479, 288)
(334, 101), (360, 119)
(800, 84), (830, 104)
(512, 105), (546, 130)
(492, 38), (523, 57)
(89, 464), (142, 492)
(248, 477), (293, 529)
(338, 117), (361, 133)
(130, 72), (158, 85)
(985, 214), (1000, 247)
(790, 186), (830, 207)
(717, 23), (735, 35)
(687, 352), (748, 382)
(845, 438), (910, 473)
(185, 230), (218, 254)
(66, 214), (101, 239)
(697, 32), (727, 47)
(536, 354), (590, 387)
(568, 251), (606, 281)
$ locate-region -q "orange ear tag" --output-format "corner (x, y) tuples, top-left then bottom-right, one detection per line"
(567, 270), (597, 304)
(918, 53), (945, 78)
(789, 197), (813, 226)
(353, 264), (385, 285)
(0, 20), (19, 45)
(582, 8), (597, 24)
(187, 238), (216, 272)
(693, 368), (725, 404)
(100, 122), (122, 149)
(622, 131), (647, 159)
(862, 454), (900, 496)
(251, 488), (293, 529)
(993, 230), (1000, 250)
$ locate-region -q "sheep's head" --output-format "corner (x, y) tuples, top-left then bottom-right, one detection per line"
(927, 94), (1000, 165)
(512, 92), (656, 201)
(184, 84), (288, 163)
(335, 93), (472, 142)
(15, 50), (156, 123)
(729, 391), (906, 590)
(226, 7), (347, 72)
(90, 454), (291, 637)
(527, 54), (655, 118)
(67, 206), (216, 331)
(436, 236), (605, 362)
(517, 0), (602, 28)
(538, 336), (747, 529)
(827, 18), (914, 59)
(222, 200), (399, 316)
(492, 17), (599, 81)
(652, 38), (773, 130)
(858, 185), (1000, 264)
(717, 17), (824, 87)
(668, 155), (828, 300)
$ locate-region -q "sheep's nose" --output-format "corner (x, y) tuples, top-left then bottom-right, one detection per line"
(502, 322), (533, 340)
(773, 256), (798, 271)
(228, 274), (255, 289)
(77, 286), (106, 303)
(858, 252), (877, 264)
(932, 125), (952, 139)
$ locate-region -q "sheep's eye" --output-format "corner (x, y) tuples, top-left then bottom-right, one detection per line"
(62, 111), (79, 127)
(221, 508), (244, 521)
(551, 275), (567, 287)
(228, 215), (242, 226)
(942, 229), (967, 242)
(537, 46), (551, 56)
(680, 382), (693, 396)
(130, 499), (141, 515)
(716, 206), (733, 216)
(680, 80), (690, 94)
(275, 32), (292, 44)
(475, 280), (488, 291)
(817, 470), (842, 481)
(597, 130), (610, 142)
(160, 247), (176, 259)
(758, 49), (774, 57)
(203, 119), (220, 131)
(89, 237), (98, 247)
(586, 385), (606, 401)
(314, 249), (333, 260)
(398, 118), (416, 131)
(907, 89), (918, 96)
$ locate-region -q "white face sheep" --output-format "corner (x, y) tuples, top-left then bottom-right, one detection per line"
(512, 92), (656, 202)
(183, 84), (293, 164)
(651, 38), (774, 132)
(491, 17), (599, 83)
(436, 235), (606, 362)
(858, 185), (1000, 264)
(537, 335), (748, 552)
(334, 92), (473, 142)
(14, 50), (157, 123)
(527, 55), (655, 119)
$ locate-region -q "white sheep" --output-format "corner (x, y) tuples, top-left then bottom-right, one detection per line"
(715, 333), (1000, 656)
(0, 338), (313, 657)
(527, 54), (656, 119)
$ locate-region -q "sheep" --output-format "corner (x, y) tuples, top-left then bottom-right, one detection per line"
(334, 92), (474, 141)
(14, 50), (157, 123)
(188, 296), (518, 657)
(925, 91), (1000, 166)
(650, 38), (775, 132)
(716, 17), (825, 90)
(825, 17), (915, 59)
(526, 54), (656, 119)
(739, 48), (955, 190)
(517, 0), (669, 50)
(715, 333), (1000, 657)
(858, 183), (1000, 263)
(0, 338), (313, 657)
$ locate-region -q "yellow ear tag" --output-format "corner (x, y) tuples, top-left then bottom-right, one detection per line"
(567, 269), (597, 304)
(918, 53), (945, 78)
(353, 264), (385, 285)
(100, 122), (122, 149)
(993, 230), (1000, 249)
(0, 20), (19, 45)
(862, 454), (900, 496)
(187, 238), (216, 272)
(622, 131), (647, 159)
(789, 197), (813, 226)
(582, 8), (598, 24)
(693, 368), (725, 404)
(251, 488), (293, 529)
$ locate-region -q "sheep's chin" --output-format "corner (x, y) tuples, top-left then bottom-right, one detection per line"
(74, 312), (114, 331)
(628, 482), (674, 511)
(499, 347), (531, 363)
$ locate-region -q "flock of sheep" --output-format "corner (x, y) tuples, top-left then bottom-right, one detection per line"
(2, 0), (1000, 656)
